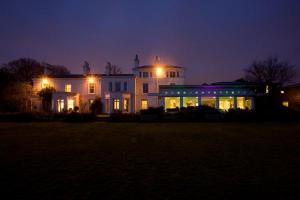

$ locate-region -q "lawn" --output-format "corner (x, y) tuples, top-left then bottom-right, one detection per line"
(0, 122), (299, 199)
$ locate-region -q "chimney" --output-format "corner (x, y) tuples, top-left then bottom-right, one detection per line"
(134, 54), (139, 68)
(43, 66), (49, 75)
(154, 56), (161, 65)
(83, 61), (90, 75)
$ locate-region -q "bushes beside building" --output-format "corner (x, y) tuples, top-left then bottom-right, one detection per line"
(0, 105), (299, 123)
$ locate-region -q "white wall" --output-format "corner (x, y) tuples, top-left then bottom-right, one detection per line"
(101, 76), (136, 113)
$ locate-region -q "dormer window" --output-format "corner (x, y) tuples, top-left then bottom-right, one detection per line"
(65, 84), (72, 92)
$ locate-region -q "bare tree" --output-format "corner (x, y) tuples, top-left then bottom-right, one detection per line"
(42, 62), (71, 76)
(245, 56), (296, 87)
(105, 62), (122, 75)
(0, 58), (70, 112)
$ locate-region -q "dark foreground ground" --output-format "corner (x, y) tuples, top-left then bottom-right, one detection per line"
(0, 122), (299, 200)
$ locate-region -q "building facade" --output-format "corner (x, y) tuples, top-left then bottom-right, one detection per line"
(32, 56), (257, 113)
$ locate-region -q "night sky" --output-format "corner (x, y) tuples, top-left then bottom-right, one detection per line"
(0, 0), (299, 84)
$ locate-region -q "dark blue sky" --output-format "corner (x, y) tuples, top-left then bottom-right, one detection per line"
(0, 0), (299, 84)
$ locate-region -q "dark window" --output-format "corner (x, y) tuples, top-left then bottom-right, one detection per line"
(143, 72), (149, 78)
(150, 72), (152, 77)
(123, 82), (127, 91)
(170, 71), (176, 78)
(115, 82), (121, 92)
(170, 83), (175, 85)
(143, 83), (148, 93)
(166, 71), (169, 77)
(109, 82), (112, 92)
(139, 72), (142, 77)
(177, 71), (180, 77)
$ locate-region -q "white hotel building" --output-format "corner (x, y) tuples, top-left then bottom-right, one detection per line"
(32, 56), (256, 113)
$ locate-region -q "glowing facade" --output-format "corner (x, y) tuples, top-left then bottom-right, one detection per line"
(32, 56), (257, 113)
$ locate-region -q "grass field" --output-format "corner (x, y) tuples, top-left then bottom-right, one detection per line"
(0, 122), (299, 199)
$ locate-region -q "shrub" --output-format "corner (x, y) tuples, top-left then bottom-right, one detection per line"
(90, 97), (102, 115)
(109, 113), (140, 122)
(224, 109), (255, 122)
(64, 112), (97, 122)
(140, 107), (164, 122)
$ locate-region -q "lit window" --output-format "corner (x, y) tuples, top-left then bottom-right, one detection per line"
(141, 100), (148, 110)
(67, 99), (74, 111)
(143, 83), (148, 93)
(124, 98), (129, 112)
(237, 97), (252, 110)
(201, 97), (216, 108)
(165, 97), (180, 110)
(113, 99), (120, 111)
(280, 90), (285, 94)
(65, 84), (72, 92)
(266, 85), (269, 94)
(183, 97), (198, 107)
(57, 98), (64, 112)
(88, 82), (95, 94)
(219, 97), (234, 111)
(282, 101), (289, 107)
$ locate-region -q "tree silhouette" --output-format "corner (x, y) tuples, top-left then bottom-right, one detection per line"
(245, 56), (296, 87)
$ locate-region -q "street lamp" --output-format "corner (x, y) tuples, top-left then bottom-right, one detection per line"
(42, 78), (49, 89)
(88, 77), (95, 83)
(156, 67), (163, 78)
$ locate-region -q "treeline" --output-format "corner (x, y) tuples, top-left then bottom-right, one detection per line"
(0, 58), (70, 112)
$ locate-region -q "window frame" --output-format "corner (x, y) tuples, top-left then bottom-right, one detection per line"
(88, 82), (95, 94)
(143, 83), (149, 93)
(141, 99), (148, 110)
(113, 98), (120, 111)
(65, 84), (72, 93)
(115, 82), (121, 92)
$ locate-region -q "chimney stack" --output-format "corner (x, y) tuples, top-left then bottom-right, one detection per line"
(134, 54), (140, 68)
